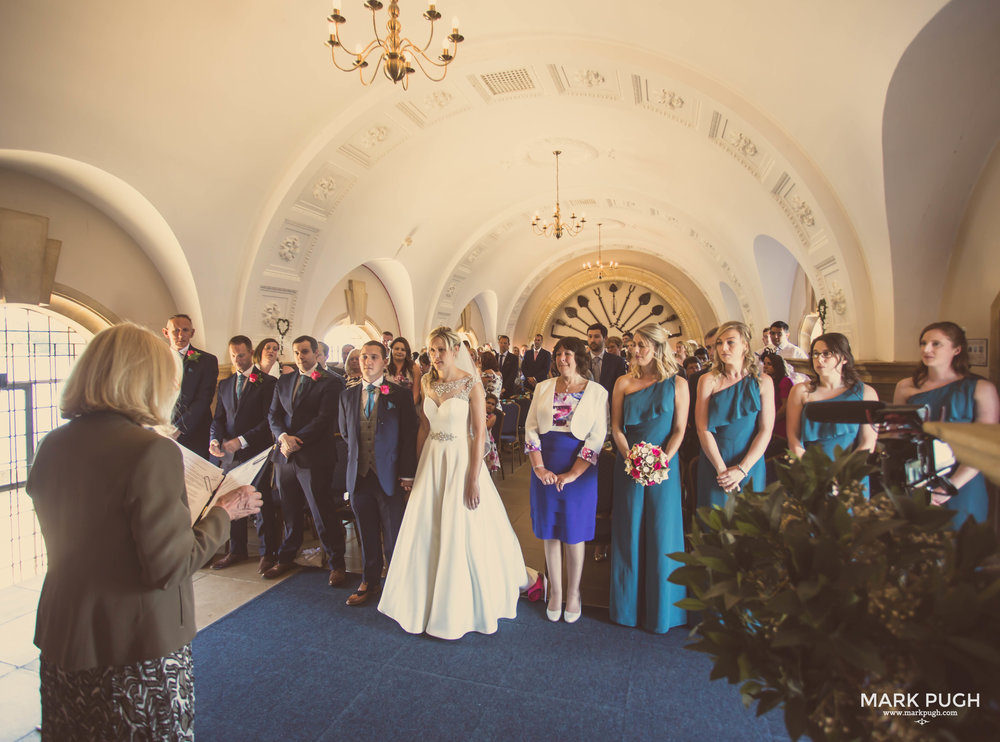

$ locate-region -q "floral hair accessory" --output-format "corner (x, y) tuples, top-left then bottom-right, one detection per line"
(248, 373), (259, 384)
(624, 441), (670, 486)
(185, 349), (201, 362)
(310, 369), (322, 381)
(380, 384), (390, 395)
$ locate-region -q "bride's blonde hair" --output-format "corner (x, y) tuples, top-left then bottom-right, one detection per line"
(423, 326), (464, 386)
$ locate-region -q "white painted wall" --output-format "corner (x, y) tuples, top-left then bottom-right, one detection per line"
(942, 139), (1000, 374)
(0, 168), (176, 334)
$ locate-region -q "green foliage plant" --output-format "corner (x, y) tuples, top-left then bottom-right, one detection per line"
(669, 446), (1000, 741)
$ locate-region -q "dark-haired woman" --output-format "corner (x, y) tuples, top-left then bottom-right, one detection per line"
(254, 337), (282, 378)
(893, 321), (999, 524)
(524, 336), (608, 623)
(388, 336), (422, 405)
(786, 333), (878, 464)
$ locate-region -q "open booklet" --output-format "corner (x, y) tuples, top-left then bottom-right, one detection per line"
(174, 443), (272, 525)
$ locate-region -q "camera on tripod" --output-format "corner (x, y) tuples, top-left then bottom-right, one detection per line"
(804, 401), (958, 497)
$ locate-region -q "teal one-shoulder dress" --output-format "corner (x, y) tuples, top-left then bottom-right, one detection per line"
(610, 378), (685, 633)
(800, 382), (865, 457)
(800, 382), (870, 495)
(909, 377), (987, 525)
(697, 376), (765, 509)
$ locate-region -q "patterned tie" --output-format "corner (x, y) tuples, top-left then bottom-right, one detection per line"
(593, 354), (602, 382)
(365, 383), (377, 417)
(236, 372), (246, 401)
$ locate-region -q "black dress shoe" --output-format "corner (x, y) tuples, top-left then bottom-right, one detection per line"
(211, 553), (248, 570)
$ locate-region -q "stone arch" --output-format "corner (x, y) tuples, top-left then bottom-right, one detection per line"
(0, 150), (201, 329)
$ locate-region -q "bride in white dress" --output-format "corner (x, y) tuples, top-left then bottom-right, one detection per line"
(378, 326), (530, 640)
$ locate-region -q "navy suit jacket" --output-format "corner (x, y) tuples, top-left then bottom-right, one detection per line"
(210, 366), (276, 470)
(339, 380), (418, 497)
(172, 345), (219, 457)
(268, 367), (343, 469)
(498, 351), (521, 396)
(521, 347), (551, 385)
(594, 352), (628, 397)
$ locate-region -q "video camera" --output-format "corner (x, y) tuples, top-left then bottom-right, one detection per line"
(804, 401), (958, 497)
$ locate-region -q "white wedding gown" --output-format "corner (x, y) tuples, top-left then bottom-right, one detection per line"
(378, 374), (526, 640)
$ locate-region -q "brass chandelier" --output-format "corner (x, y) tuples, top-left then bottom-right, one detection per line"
(582, 223), (617, 279)
(531, 150), (586, 239)
(326, 1), (464, 89)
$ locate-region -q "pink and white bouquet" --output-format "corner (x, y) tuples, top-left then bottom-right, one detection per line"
(624, 441), (670, 486)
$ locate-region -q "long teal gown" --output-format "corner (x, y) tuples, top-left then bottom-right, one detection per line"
(908, 377), (987, 525)
(610, 377), (685, 633)
(697, 376), (765, 508)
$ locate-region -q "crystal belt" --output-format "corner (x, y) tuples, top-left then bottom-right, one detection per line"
(429, 431), (457, 441)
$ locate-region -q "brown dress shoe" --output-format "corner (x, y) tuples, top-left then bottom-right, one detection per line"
(211, 553), (248, 570)
(346, 582), (378, 606)
(258, 556), (277, 574)
(328, 567), (347, 587)
(262, 562), (296, 580)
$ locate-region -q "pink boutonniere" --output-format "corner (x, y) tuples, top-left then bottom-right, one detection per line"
(310, 370), (322, 381)
(185, 349), (202, 362)
(248, 373), (259, 384)
(379, 384), (390, 395)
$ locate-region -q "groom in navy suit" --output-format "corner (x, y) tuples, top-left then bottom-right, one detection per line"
(339, 340), (418, 606)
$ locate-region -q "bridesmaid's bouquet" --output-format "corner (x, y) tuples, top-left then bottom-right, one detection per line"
(624, 442), (670, 486)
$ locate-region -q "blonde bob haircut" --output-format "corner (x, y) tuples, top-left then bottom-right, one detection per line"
(423, 325), (465, 385)
(61, 322), (181, 428)
(628, 323), (678, 381)
(711, 320), (760, 380)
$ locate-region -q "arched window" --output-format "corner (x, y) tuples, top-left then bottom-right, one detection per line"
(1, 305), (92, 587)
(323, 322), (378, 364)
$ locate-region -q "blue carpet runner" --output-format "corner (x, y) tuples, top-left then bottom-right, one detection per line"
(193, 570), (788, 741)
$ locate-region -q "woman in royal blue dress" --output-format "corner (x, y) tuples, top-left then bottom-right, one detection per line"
(695, 321), (774, 508)
(893, 321), (999, 524)
(786, 332), (878, 461)
(524, 336), (608, 623)
(609, 324), (688, 633)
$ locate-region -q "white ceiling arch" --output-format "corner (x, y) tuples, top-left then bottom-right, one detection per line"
(5, 1), (983, 360)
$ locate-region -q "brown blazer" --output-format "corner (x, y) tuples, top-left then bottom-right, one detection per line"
(26, 411), (229, 671)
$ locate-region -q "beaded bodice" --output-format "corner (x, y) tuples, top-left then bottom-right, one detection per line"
(424, 374), (477, 443)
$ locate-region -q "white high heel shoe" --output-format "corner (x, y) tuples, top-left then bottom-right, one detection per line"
(544, 575), (561, 621)
(562, 608), (581, 624)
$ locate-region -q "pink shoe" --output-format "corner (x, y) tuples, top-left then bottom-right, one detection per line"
(525, 574), (545, 602)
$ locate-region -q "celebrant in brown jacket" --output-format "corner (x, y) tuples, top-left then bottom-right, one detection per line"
(26, 322), (262, 741)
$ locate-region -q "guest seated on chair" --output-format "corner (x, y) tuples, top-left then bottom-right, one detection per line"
(524, 336), (608, 624)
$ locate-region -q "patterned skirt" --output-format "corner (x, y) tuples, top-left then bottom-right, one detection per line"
(40, 644), (195, 741)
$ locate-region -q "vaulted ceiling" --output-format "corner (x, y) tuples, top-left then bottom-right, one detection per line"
(2, 0), (998, 358)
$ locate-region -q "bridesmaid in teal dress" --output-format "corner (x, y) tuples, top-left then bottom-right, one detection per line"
(786, 332), (878, 461)
(609, 324), (689, 633)
(894, 321), (999, 525)
(695, 321), (775, 508)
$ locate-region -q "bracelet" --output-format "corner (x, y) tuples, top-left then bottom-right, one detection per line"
(533, 464), (545, 470)
(736, 464), (747, 477)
